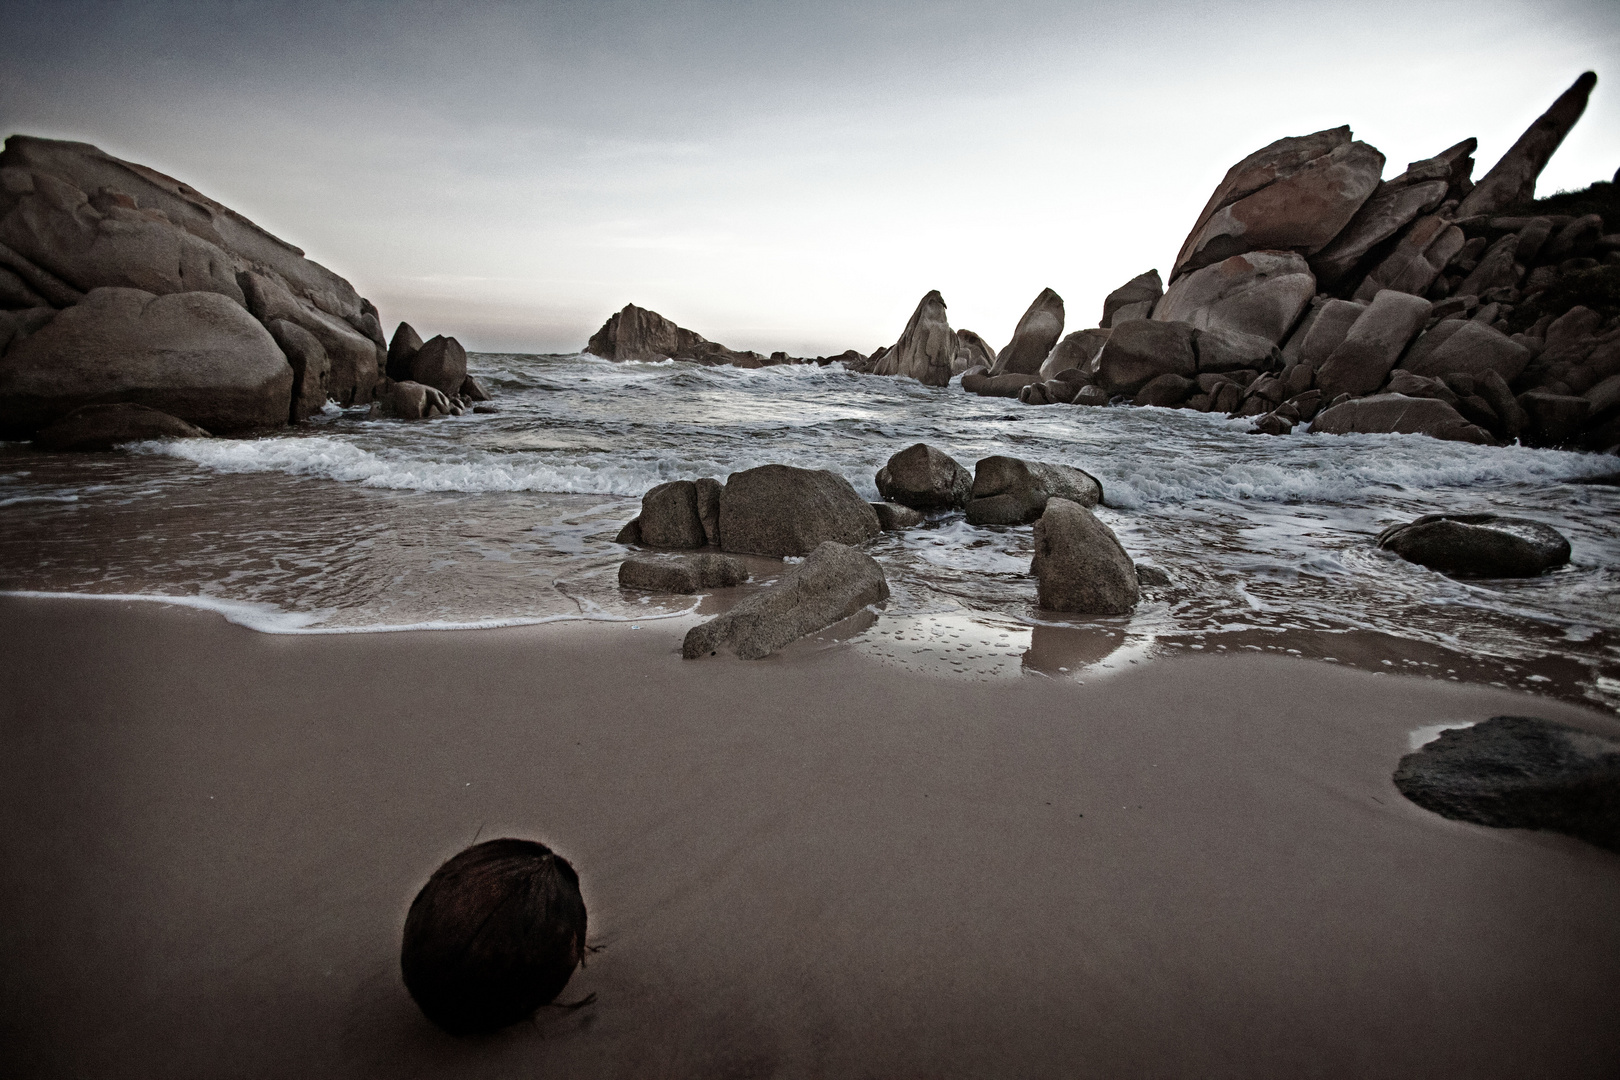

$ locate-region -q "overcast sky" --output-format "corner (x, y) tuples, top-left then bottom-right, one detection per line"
(2, 0), (1617, 354)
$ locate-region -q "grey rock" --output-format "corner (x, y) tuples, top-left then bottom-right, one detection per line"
(639, 479), (708, 549)
(1101, 270), (1163, 328)
(1353, 215), (1466, 302)
(1457, 72), (1598, 216)
(380, 380), (453, 420)
(408, 335), (469, 398)
(1310, 179), (1449, 286)
(1074, 384), (1111, 407)
(1038, 328), (1110, 381)
(682, 541), (889, 659)
(874, 290), (957, 386)
(1310, 394), (1492, 442)
(874, 443), (972, 510)
(1295, 298), (1366, 370)
(1316, 290), (1433, 399)
(32, 402), (209, 451)
(619, 552), (748, 594)
(962, 369), (1038, 397)
(694, 477), (723, 547)
(1134, 373), (1197, 407)
(1477, 369), (1527, 442)
(239, 269), (380, 406)
(1518, 391), (1590, 446)
(1403, 320), (1531, 384)
(1095, 318), (1197, 395)
(992, 287), (1064, 376)
(266, 318), (330, 422)
(0, 239), (83, 307)
(966, 455), (1102, 525)
(1250, 412), (1294, 435)
(1030, 498), (1139, 614)
(0, 287), (291, 437)
(0, 263), (49, 308)
(459, 374), (492, 402)
(1155, 252), (1316, 344)
(614, 517), (642, 545)
(1194, 325), (1281, 374)
(0, 305), (56, 354)
(1384, 370), (1460, 406)
(387, 321), (424, 381)
(1455, 234), (1522, 297)
(586, 302), (721, 363)
(871, 502), (925, 531)
(952, 329), (996, 376)
(1135, 564), (1172, 587)
(718, 464), (880, 557)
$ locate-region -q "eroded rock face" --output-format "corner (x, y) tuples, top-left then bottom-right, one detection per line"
(1030, 498), (1139, 614)
(874, 443), (972, 511)
(240, 269), (379, 406)
(619, 553), (748, 594)
(0, 287), (291, 436)
(682, 541), (889, 659)
(1095, 319), (1196, 395)
(1394, 715), (1620, 852)
(993, 288), (1064, 376)
(1194, 326), (1280, 374)
(965, 455), (1102, 526)
(1310, 393), (1491, 443)
(875, 290), (958, 386)
(717, 464), (880, 557)
(1171, 127), (1384, 279)
(1378, 513), (1571, 577)
(32, 402), (209, 450)
(1155, 252), (1316, 344)
(1458, 72), (1599, 217)
(266, 319), (329, 422)
(1101, 270), (1162, 327)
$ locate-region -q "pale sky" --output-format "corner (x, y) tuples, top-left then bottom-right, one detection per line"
(2, 0), (1617, 355)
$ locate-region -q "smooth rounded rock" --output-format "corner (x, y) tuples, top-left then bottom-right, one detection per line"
(1030, 498), (1139, 614)
(874, 443), (972, 511)
(1377, 513), (1570, 577)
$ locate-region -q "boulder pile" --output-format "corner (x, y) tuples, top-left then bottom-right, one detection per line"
(0, 135), (485, 444)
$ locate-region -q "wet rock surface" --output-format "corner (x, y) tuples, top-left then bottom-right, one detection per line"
(1378, 513), (1571, 578)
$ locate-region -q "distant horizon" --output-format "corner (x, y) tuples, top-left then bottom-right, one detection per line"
(3, 0), (1617, 355)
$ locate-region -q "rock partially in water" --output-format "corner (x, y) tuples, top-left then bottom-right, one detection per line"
(1394, 715), (1620, 852)
(682, 541), (889, 659)
(1094, 318), (1197, 395)
(1311, 394), (1492, 443)
(874, 442), (972, 511)
(266, 318), (330, 422)
(1030, 498), (1139, 614)
(962, 368), (1038, 398)
(406, 335), (469, 399)
(718, 464), (880, 557)
(966, 455), (1103, 525)
(873, 289), (957, 386)
(401, 838), (588, 1036)
(32, 402), (209, 451)
(639, 479), (707, 549)
(619, 552), (748, 593)
(380, 380), (453, 420)
(993, 287), (1064, 376)
(871, 502), (925, 531)
(1378, 513), (1571, 577)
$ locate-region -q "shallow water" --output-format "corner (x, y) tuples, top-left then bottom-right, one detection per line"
(1, 352), (1617, 709)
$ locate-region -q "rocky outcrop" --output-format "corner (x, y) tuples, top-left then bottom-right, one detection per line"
(1101, 270), (1162, 327)
(1351, 214), (1465, 302)
(1378, 513), (1571, 578)
(405, 335), (469, 398)
(716, 464), (881, 557)
(1457, 73), (1598, 217)
(965, 455), (1102, 526)
(0, 287), (292, 436)
(265, 319), (329, 422)
(32, 402), (209, 450)
(875, 290), (958, 386)
(1394, 715), (1620, 852)
(585, 303), (766, 367)
(379, 380), (454, 420)
(1154, 252), (1316, 344)
(1030, 498), (1139, 614)
(1094, 319), (1197, 395)
(1310, 179), (1450, 287)
(682, 541), (889, 659)
(1310, 394), (1492, 443)
(992, 288), (1064, 376)
(1400, 320), (1531, 384)
(618, 553), (748, 594)
(238, 269), (380, 406)
(874, 443), (972, 511)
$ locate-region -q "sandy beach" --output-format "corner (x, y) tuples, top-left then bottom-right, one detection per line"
(1, 594), (1617, 1078)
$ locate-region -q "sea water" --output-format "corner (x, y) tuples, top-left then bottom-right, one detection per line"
(2, 352), (1616, 707)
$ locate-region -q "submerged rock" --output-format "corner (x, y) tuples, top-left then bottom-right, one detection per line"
(874, 443), (972, 511)
(1394, 715), (1620, 852)
(1030, 498), (1139, 614)
(965, 455), (1103, 525)
(718, 464), (880, 557)
(32, 402), (209, 451)
(1378, 513), (1571, 577)
(682, 541), (889, 659)
(618, 553), (748, 593)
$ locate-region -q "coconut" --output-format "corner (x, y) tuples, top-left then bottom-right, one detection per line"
(400, 837), (588, 1036)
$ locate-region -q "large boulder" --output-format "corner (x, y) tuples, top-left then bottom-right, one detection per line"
(639, 480), (709, 549)
(1310, 394), (1492, 443)
(1394, 715), (1620, 852)
(1154, 252), (1316, 344)
(682, 541), (889, 659)
(875, 290), (958, 386)
(1193, 326), (1280, 374)
(1457, 72), (1599, 217)
(717, 464), (880, 557)
(379, 380), (453, 420)
(407, 335), (468, 398)
(952, 329), (996, 375)
(586, 302), (709, 362)
(1291, 298), (1365, 371)
(1171, 126), (1384, 279)
(1315, 290), (1433, 399)
(965, 455), (1102, 526)
(1352, 214), (1466, 302)
(962, 369), (1038, 397)
(265, 318), (329, 422)
(387, 321), (424, 381)
(1030, 498), (1139, 614)
(1518, 391), (1591, 447)
(618, 553), (748, 594)
(1101, 270), (1162, 327)
(1094, 319), (1197, 395)
(1378, 513), (1570, 578)
(0, 287), (291, 436)
(1309, 179), (1449, 287)
(239, 269), (379, 406)
(874, 443), (972, 511)
(1401, 320), (1531, 384)
(32, 402), (209, 450)
(992, 288), (1064, 376)
(1455, 234), (1522, 298)
(1038, 328), (1110, 381)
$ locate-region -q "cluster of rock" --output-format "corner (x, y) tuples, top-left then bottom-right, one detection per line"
(584, 302), (856, 369)
(0, 134), (487, 447)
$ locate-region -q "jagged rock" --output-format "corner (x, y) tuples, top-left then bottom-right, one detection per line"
(717, 464), (880, 557)
(1101, 270), (1162, 327)
(682, 541), (889, 659)
(0, 287), (291, 436)
(962, 369), (1038, 397)
(1171, 127), (1383, 279)
(1134, 373), (1197, 407)
(460, 375), (491, 402)
(239, 269), (379, 406)
(1402, 320), (1531, 384)
(380, 380), (452, 420)
(1208, 381), (1243, 413)
(1310, 393), (1492, 442)
(875, 290), (957, 386)
(1395, 715), (1620, 852)
(965, 455), (1102, 525)
(1277, 389), (1323, 422)
(0, 306), (56, 354)
(1094, 319), (1197, 395)
(32, 402), (209, 451)
(952, 329), (996, 375)
(1380, 513), (1571, 578)
(992, 288), (1064, 376)
(1386, 138), (1477, 200)
(874, 443), (972, 511)
(1030, 498), (1139, 614)
(1155, 252), (1316, 344)
(618, 553), (748, 594)
(1038, 328), (1110, 381)
(265, 319), (329, 422)
(587, 302), (710, 362)
(637, 480), (708, 548)
(1518, 391), (1590, 446)
(387, 321), (424, 380)
(406, 335), (468, 398)
(871, 502), (925, 531)
(1457, 72), (1599, 216)
(1310, 179), (1450, 286)
(1353, 214), (1466, 302)
(1316, 290), (1433, 399)
(1193, 326), (1281, 374)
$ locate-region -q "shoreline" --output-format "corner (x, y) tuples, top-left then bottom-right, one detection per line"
(2, 594), (1617, 1077)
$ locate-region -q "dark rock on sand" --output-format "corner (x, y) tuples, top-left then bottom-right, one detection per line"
(32, 402), (209, 451)
(718, 464), (880, 557)
(871, 502), (925, 531)
(682, 541), (889, 659)
(400, 838), (587, 1036)
(992, 288), (1064, 376)
(1030, 498), (1139, 614)
(1394, 715), (1620, 851)
(639, 480), (708, 549)
(618, 553), (748, 594)
(966, 455), (1103, 526)
(874, 443), (972, 511)
(1378, 514), (1570, 577)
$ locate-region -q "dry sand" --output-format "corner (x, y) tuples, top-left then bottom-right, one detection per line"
(1, 594), (1617, 1078)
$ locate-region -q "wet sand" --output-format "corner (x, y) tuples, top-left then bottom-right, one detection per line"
(1, 594), (1617, 1078)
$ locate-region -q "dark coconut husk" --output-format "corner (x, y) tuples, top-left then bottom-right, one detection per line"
(400, 837), (587, 1036)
